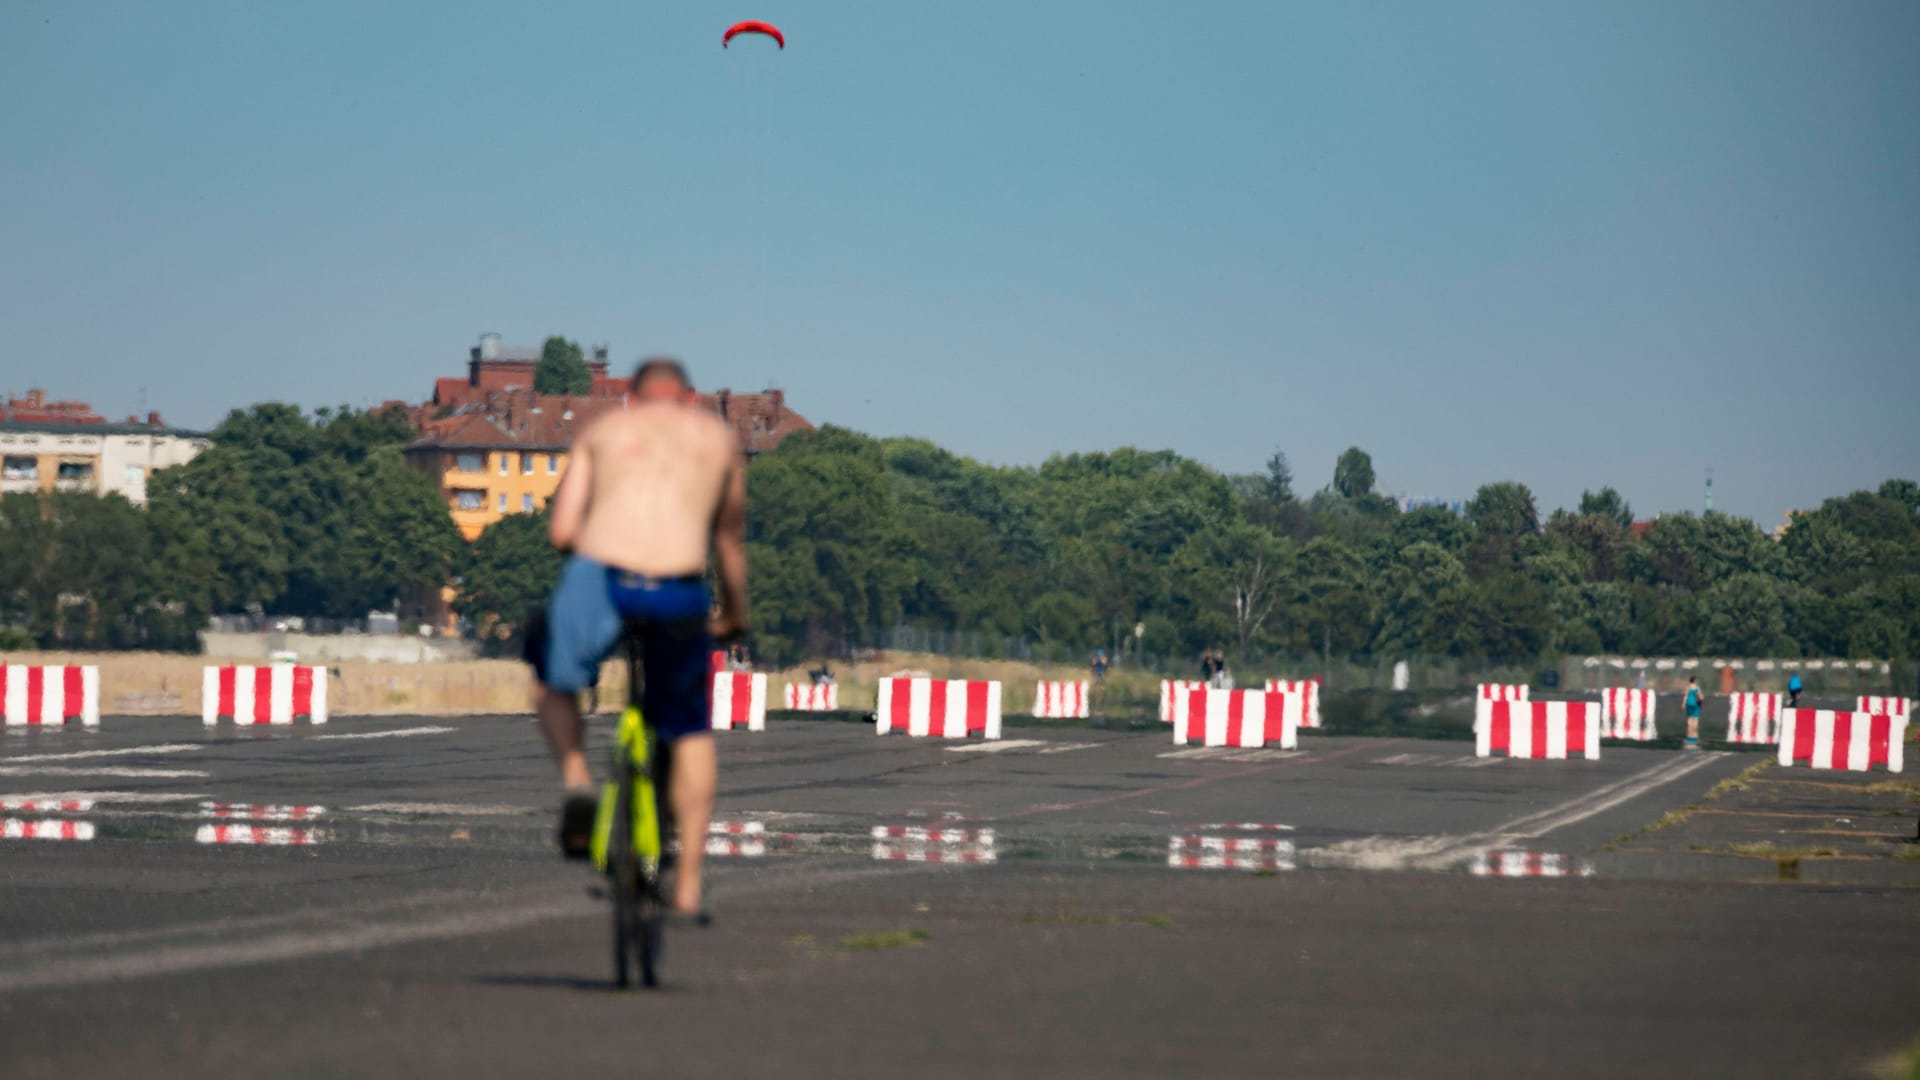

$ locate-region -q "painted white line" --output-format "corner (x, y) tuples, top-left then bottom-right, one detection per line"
(0, 744), (203, 763)
(0, 766), (210, 779)
(0, 791), (208, 805)
(946, 739), (1047, 754)
(1035, 742), (1099, 754)
(344, 801), (538, 816)
(0, 891), (595, 994)
(313, 726), (456, 742)
(1158, 747), (1302, 762)
(1307, 752), (1730, 872)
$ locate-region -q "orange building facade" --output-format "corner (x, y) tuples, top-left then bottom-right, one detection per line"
(406, 337), (814, 541)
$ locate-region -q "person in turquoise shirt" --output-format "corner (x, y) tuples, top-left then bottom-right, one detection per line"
(1684, 676), (1704, 749)
(1787, 673), (1803, 707)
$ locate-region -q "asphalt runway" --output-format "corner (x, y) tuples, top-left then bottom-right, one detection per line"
(2, 715), (1914, 1078)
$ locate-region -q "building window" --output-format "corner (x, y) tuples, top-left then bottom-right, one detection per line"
(125, 464), (144, 487)
(454, 489), (485, 511)
(56, 461), (94, 483)
(497, 455), (508, 476)
(497, 492), (508, 512)
(521, 453), (534, 475)
(522, 494), (534, 512)
(455, 452), (484, 473)
(547, 454), (558, 475)
(1, 456), (35, 481)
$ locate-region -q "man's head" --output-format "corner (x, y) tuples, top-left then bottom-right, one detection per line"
(631, 356), (694, 403)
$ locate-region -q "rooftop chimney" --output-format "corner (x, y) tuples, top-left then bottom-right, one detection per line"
(715, 388), (731, 419)
(479, 332), (502, 361)
(769, 388), (785, 426)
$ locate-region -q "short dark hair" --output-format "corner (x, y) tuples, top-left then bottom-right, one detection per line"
(631, 356), (690, 392)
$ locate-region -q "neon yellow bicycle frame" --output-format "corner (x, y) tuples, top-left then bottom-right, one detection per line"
(590, 703), (662, 872)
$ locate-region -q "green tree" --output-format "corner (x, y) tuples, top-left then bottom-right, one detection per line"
(1372, 542), (1470, 655)
(456, 511), (563, 644)
(1466, 482), (1539, 578)
(1333, 446), (1376, 499)
(534, 337), (593, 396)
(1577, 487), (1634, 528)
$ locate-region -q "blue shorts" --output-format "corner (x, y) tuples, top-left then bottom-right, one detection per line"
(543, 556), (714, 742)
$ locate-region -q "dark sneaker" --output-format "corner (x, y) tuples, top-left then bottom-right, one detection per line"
(558, 792), (596, 860)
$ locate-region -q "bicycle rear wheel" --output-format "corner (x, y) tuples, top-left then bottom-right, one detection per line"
(609, 766), (641, 989)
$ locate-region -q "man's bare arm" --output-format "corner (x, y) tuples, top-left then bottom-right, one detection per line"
(710, 452), (749, 638)
(548, 436), (593, 551)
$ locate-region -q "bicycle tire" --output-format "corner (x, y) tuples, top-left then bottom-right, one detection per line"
(609, 765), (638, 989)
(636, 727), (666, 989)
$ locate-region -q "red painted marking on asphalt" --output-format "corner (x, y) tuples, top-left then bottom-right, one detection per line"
(990, 740), (1401, 821)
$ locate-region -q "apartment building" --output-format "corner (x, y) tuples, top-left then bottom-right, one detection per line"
(0, 390), (207, 506)
(407, 337), (815, 540)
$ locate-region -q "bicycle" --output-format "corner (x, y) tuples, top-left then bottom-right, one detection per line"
(588, 620), (677, 989)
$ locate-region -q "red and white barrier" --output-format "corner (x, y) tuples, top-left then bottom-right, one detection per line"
(1264, 679), (1322, 728)
(0, 798), (94, 813)
(1725, 693), (1782, 744)
(1469, 850), (1594, 878)
(1472, 685), (1531, 740)
(1, 665), (100, 727)
(1159, 680), (1203, 723)
(1600, 688), (1658, 741)
(199, 803), (325, 822)
(1033, 680), (1089, 719)
(1858, 696), (1911, 720)
(202, 665), (328, 726)
(783, 682), (838, 711)
(1170, 687), (1299, 750)
(2, 818), (96, 842)
(195, 824), (325, 846)
(707, 821), (769, 858)
(1167, 834), (1295, 871)
(1476, 700), (1600, 760)
(1778, 709), (1906, 773)
(876, 677), (1002, 740)
(711, 671), (767, 732)
(870, 824), (996, 863)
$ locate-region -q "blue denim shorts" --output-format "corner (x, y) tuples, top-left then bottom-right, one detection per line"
(543, 556), (714, 742)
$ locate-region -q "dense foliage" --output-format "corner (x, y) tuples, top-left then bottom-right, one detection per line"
(0, 405), (462, 650)
(731, 428), (1920, 667)
(2, 406), (1914, 668)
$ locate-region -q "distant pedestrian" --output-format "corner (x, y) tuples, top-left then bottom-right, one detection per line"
(1786, 673), (1802, 708)
(1683, 676), (1703, 749)
(1091, 649), (1109, 683)
(1198, 650), (1218, 684)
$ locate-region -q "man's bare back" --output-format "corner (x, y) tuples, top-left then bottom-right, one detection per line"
(536, 358), (748, 917)
(560, 401), (737, 577)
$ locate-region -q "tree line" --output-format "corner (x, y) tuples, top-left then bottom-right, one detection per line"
(2, 405), (1915, 669)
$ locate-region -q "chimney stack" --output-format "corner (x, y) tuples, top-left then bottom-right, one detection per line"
(769, 388), (784, 426)
(716, 388), (732, 419)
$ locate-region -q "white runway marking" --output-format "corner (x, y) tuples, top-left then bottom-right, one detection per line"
(313, 726), (456, 741)
(946, 739), (1047, 753)
(1309, 751), (1731, 872)
(345, 801), (538, 816)
(0, 766), (210, 779)
(0, 744), (203, 763)
(1371, 752), (1502, 768)
(1158, 747), (1303, 762)
(0, 790), (208, 805)
(1036, 743), (1099, 754)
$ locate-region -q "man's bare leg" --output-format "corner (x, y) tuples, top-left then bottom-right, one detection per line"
(668, 733), (717, 914)
(537, 687), (594, 790)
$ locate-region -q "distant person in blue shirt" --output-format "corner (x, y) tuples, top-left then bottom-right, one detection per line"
(1787, 673), (1802, 708)
(1684, 676), (1703, 749)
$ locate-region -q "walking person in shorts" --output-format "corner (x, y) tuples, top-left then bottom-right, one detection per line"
(1683, 675), (1704, 749)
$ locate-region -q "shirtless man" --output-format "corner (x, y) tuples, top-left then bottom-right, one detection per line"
(536, 357), (747, 918)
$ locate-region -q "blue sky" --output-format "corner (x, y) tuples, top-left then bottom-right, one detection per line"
(3, 0), (1915, 526)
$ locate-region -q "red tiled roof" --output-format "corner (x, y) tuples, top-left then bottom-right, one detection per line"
(406, 386), (812, 456)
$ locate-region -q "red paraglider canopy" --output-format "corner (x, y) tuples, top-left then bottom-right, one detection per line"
(722, 20), (784, 49)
